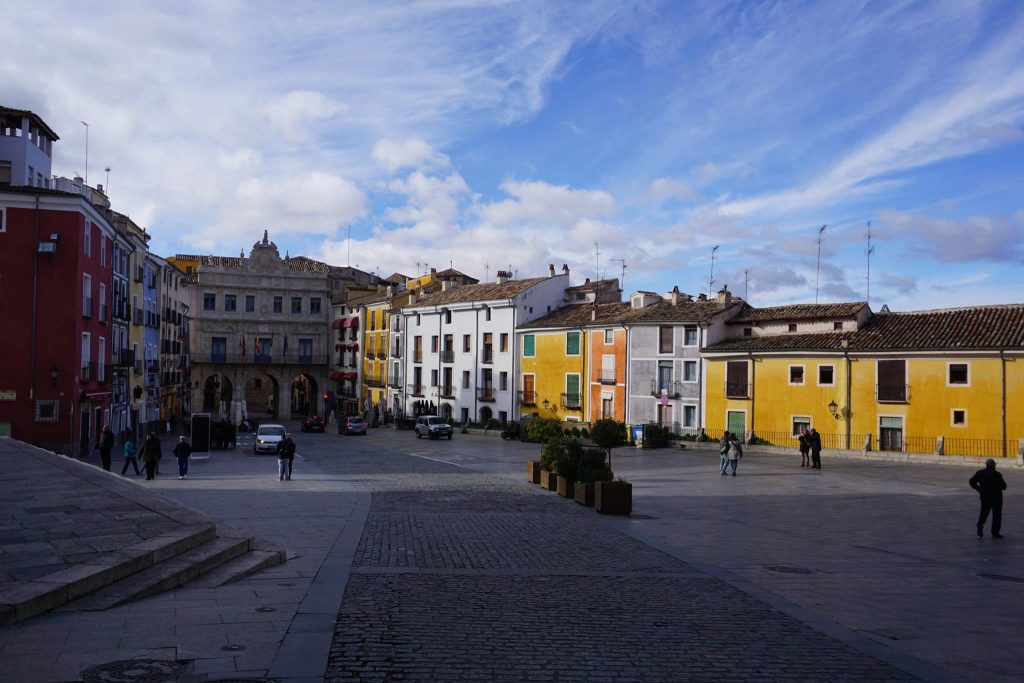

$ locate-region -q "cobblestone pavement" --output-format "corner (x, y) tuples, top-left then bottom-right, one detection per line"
(305, 432), (931, 682)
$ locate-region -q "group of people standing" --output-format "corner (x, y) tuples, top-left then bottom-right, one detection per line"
(96, 426), (190, 481)
(798, 427), (823, 469)
(719, 432), (744, 475)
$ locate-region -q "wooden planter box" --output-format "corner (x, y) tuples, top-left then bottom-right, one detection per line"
(540, 469), (558, 491)
(574, 481), (595, 507)
(595, 481), (632, 515)
(556, 475), (575, 499)
(527, 460), (541, 484)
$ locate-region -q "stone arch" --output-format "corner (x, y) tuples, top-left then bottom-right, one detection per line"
(479, 406), (493, 424)
(202, 372), (234, 415)
(439, 402), (452, 420)
(244, 371), (280, 419)
(290, 373), (318, 417)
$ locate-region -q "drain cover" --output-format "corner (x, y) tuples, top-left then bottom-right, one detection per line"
(979, 573), (1024, 583)
(764, 565), (816, 575)
(81, 659), (188, 683)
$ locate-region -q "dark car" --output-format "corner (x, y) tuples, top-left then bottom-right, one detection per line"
(415, 416), (453, 440)
(302, 415), (325, 433)
(339, 415), (367, 435)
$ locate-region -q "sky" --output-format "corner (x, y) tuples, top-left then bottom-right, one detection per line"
(4, 0), (1024, 310)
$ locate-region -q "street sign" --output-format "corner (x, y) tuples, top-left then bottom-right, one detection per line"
(0, 391), (15, 401)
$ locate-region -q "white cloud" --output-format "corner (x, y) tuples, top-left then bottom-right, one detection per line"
(480, 179), (616, 227)
(878, 209), (1024, 263)
(268, 91), (348, 143)
(647, 177), (698, 203)
(372, 139), (449, 172)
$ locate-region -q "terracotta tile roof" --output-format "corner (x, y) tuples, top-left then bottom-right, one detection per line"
(519, 303), (636, 329)
(631, 299), (743, 324)
(705, 304), (1024, 353)
(730, 302), (868, 323)
(406, 277), (549, 307)
(566, 278), (618, 293)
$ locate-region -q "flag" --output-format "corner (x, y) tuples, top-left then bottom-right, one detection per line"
(283, 335), (289, 353)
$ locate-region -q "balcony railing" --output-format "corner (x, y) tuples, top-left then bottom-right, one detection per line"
(99, 303), (107, 323)
(725, 382), (750, 399)
(481, 348), (493, 364)
(82, 298), (93, 317)
(440, 384), (455, 398)
(115, 349), (135, 367)
(440, 349), (454, 363)
(876, 384), (909, 403)
(477, 387), (495, 401)
(650, 381), (681, 399)
(560, 393), (581, 409)
(133, 308), (143, 325)
(413, 352), (423, 363)
(388, 376), (401, 388)
(518, 390), (536, 405)
(599, 370), (616, 385)
(365, 377), (384, 388)
(408, 383), (424, 397)
(195, 353), (330, 365)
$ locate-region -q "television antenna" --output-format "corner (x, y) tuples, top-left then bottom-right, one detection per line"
(611, 258), (626, 292)
(815, 224), (827, 304)
(865, 220), (875, 305)
(708, 245), (719, 295)
(744, 269), (750, 300)
(594, 241), (601, 281)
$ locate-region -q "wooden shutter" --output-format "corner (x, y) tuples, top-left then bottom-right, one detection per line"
(659, 326), (673, 353)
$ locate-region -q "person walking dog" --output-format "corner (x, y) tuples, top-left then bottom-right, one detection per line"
(277, 434), (296, 481)
(121, 434), (141, 476)
(719, 432), (731, 475)
(141, 432), (162, 481)
(970, 459), (1007, 538)
(173, 436), (192, 479)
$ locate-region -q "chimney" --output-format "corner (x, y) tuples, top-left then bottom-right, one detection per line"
(386, 285), (394, 297)
(584, 277), (590, 284)
(697, 293), (708, 301)
(591, 307), (597, 321)
(496, 270), (509, 284)
(671, 285), (680, 306)
(561, 264), (569, 277)
(548, 264), (556, 277)
(409, 291), (417, 305)
(431, 267), (437, 274)
(716, 286), (732, 307)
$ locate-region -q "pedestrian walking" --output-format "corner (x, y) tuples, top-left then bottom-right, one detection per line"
(798, 427), (811, 467)
(121, 434), (141, 476)
(728, 433), (743, 476)
(969, 459), (1007, 538)
(278, 433), (296, 480)
(96, 425), (115, 471)
(809, 428), (823, 469)
(173, 436), (192, 479)
(141, 432), (162, 480)
(719, 432), (731, 475)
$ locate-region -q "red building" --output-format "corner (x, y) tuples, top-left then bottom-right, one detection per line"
(1, 107), (116, 456)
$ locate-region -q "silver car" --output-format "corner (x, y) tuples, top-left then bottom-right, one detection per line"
(415, 416), (453, 440)
(254, 424), (287, 454)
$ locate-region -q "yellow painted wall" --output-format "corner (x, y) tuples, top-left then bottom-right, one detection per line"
(518, 330), (587, 422)
(361, 304), (389, 406)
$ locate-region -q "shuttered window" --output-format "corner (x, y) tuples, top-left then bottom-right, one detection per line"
(726, 361), (749, 398)
(566, 332), (580, 355)
(877, 360), (906, 402)
(659, 326), (673, 353)
(523, 335), (535, 357)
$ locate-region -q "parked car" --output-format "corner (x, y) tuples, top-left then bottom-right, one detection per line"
(415, 416), (453, 440)
(254, 424), (287, 454)
(339, 415), (367, 435)
(302, 415), (326, 433)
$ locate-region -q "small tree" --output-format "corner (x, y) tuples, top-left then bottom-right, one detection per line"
(526, 417), (563, 446)
(590, 419), (627, 475)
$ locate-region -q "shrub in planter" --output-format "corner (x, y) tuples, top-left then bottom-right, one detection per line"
(574, 446), (612, 507)
(574, 481), (595, 507)
(595, 480), (632, 515)
(642, 423), (671, 449)
(591, 419), (628, 473)
(539, 440), (565, 491)
(570, 426), (581, 439)
(556, 475), (575, 499)
(526, 417), (563, 444)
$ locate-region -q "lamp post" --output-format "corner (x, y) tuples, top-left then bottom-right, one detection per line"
(828, 400), (840, 420)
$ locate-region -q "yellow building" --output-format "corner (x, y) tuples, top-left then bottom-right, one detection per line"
(113, 213), (151, 434)
(703, 304), (1024, 459)
(361, 295), (390, 415)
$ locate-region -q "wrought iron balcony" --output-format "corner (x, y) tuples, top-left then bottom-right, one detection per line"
(518, 390), (536, 405)
(477, 387), (495, 401)
(725, 382), (750, 399)
(560, 393), (581, 409)
(876, 383), (909, 403)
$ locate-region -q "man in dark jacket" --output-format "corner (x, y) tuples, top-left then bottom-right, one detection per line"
(278, 434), (296, 480)
(969, 459), (1007, 538)
(809, 428), (823, 469)
(173, 436), (193, 479)
(96, 426), (115, 471)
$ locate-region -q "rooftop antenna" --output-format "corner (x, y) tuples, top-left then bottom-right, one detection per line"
(80, 121), (89, 185)
(815, 224), (827, 304)
(449, 259), (453, 270)
(594, 241), (601, 282)
(611, 258), (626, 292)
(484, 262), (489, 282)
(104, 167), (110, 193)
(865, 220), (875, 306)
(708, 245), (719, 296)
(744, 269), (750, 300)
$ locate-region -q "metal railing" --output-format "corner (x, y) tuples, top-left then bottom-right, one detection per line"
(413, 352), (423, 363)
(725, 382), (749, 399)
(518, 390), (536, 405)
(365, 377), (384, 388)
(650, 380), (681, 398)
(941, 438), (1009, 457)
(115, 349), (135, 367)
(440, 384), (455, 398)
(194, 354), (329, 365)
(481, 348), (493, 364)
(477, 387), (495, 401)
(408, 383), (424, 396)
(82, 298), (93, 317)
(560, 393), (581, 409)
(388, 376), (401, 388)
(440, 349), (455, 363)
(599, 370), (616, 385)
(876, 384), (909, 403)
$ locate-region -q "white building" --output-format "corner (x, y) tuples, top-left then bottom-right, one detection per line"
(399, 266), (573, 424)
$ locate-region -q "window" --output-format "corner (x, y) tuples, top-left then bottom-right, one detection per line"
(245, 295), (255, 313)
(414, 336), (422, 361)
(431, 336), (439, 353)
(657, 361), (673, 393)
(792, 416), (811, 436)
(683, 405), (697, 428)
(952, 409), (966, 427)
(299, 338), (313, 362)
(948, 363), (969, 385)
(83, 220), (91, 257)
(430, 369), (438, 387)
(877, 359), (907, 402)
(98, 283), (106, 322)
(604, 329), (613, 344)
(81, 332), (91, 367)
(484, 307), (491, 321)
(291, 297), (301, 314)
(789, 365), (805, 385)
(97, 338), (105, 381)
(659, 326), (673, 353)
(684, 326), (698, 346)
(463, 334), (471, 352)
(499, 411), (508, 424)
(310, 297), (322, 315)
(416, 313), (421, 326)
(818, 365), (835, 385)
(683, 360), (697, 382)
(100, 237), (106, 267)
(788, 323), (797, 333)
(743, 327), (752, 337)
(833, 321), (843, 331)
(35, 400), (59, 422)
(203, 293), (215, 311)
(500, 372), (508, 391)
(211, 337), (227, 362)
(726, 361), (749, 398)
(444, 309), (452, 324)
(83, 274), (92, 316)
(273, 296), (283, 314)
(523, 335), (535, 357)
(566, 332), (580, 355)
(601, 397), (613, 419)
(0, 206), (5, 233)
(565, 374), (581, 406)
(500, 333), (508, 352)
(0, 161), (11, 185)
(462, 371), (470, 389)
(224, 294), (236, 312)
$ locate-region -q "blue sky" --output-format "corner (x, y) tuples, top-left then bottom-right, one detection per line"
(4, 1), (1023, 309)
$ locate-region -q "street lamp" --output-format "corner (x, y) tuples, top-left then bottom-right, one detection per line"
(542, 398), (549, 410)
(828, 400), (840, 419)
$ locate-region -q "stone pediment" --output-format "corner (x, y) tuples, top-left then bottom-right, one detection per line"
(246, 230), (288, 273)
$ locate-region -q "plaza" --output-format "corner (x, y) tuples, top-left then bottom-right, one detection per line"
(1, 426), (1019, 681)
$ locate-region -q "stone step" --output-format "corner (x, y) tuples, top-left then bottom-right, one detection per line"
(62, 534), (253, 611)
(187, 548), (287, 588)
(0, 524), (217, 625)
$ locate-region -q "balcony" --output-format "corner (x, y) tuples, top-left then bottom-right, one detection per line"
(82, 298), (93, 318)
(477, 387), (495, 402)
(146, 360), (160, 373)
(115, 349), (135, 367)
(481, 348), (493, 364)
(365, 377), (384, 388)
(560, 393), (581, 410)
(876, 384), (909, 403)
(599, 370), (616, 385)
(388, 376), (401, 388)
(440, 349), (455, 363)
(133, 309), (143, 325)
(440, 384), (455, 398)
(650, 381), (681, 399)
(408, 383), (424, 397)
(725, 382), (750, 399)
(99, 303), (107, 323)
(193, 353), (330, 366)
(518, 390), (536, 405)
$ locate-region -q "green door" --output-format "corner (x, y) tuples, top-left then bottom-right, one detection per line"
(727, 411), (746, 439)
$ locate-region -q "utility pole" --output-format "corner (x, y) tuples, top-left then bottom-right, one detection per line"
(815, 224), (827, 304)
(80, 121), (89, 185)
(104, 167), (111, 193)
(744, 269), (750, 300)
(347, 226), (351, 267)
(865, 220), (875, 305)
(594, 241), (601, 282)
(708, 245), (719, 296)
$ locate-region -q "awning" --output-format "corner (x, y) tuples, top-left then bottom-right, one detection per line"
(330, 370), (345, 381)
(342, 317), (358, 328)
(331, 319), (345, 329)
(344, 372), (359, 381)
(335, 343), (344, 351)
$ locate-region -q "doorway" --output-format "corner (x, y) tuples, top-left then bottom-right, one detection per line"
(879, 416), (903, 451)
(726, 410), (746, 439)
